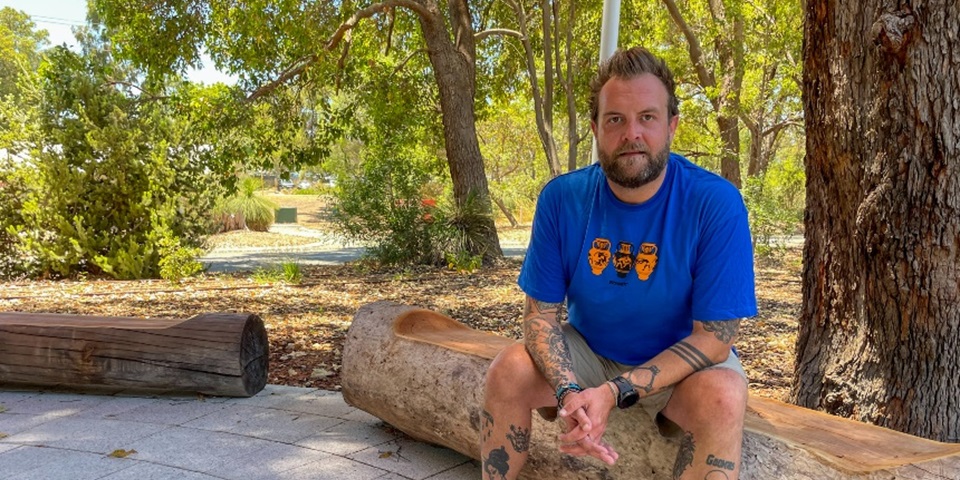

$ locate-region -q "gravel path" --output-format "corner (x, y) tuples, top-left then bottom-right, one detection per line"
(201, 224), (528, 272)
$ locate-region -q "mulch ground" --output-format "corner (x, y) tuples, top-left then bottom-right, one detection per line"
(0, 248), (802, 401)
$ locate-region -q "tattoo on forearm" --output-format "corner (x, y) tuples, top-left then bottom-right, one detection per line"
(524, 320), (576, 387)
(701, 319), (740, 343)
(483, 446), (510, 480)
(673, 431), (695, 479)
(668, 341), (714, 371)
(628, 365), (660, 394)
(480, 409), (494, 443)
(507, 425), (531, 453)
(523, 297), (575, 387)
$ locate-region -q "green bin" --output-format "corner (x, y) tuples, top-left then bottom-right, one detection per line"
(275, 207), (298, 224)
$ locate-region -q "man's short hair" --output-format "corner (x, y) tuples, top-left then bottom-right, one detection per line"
(588, 46), (680, 123)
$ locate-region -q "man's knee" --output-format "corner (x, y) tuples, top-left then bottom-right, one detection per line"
(484, 344), (547, 402)
(664, 367), (747, 428)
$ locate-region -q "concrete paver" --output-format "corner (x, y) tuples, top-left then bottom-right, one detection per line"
(0, 386), (479, 480)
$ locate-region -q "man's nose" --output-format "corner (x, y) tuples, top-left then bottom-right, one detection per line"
(623, 119), (644, 140)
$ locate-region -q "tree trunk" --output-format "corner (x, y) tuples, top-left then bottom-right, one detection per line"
(0, 312), (268, 397)
(795, 1), (960, 442)
(417, 0), (503, 261)
(342, 302), (960, 479)
(492, 195), (519, 228)
(507, 0), (562, 178)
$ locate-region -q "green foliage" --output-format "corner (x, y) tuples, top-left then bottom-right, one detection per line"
(214, 177), (278, 232)
(0, 158), (36, 280)
(743, 155), (805, 257)
(157, 235), (205, 283)
(445, 251), (483, 274)
(0, 7), (49, 101)
(6, 31), (219, 280)
(251, 260), (302, 284)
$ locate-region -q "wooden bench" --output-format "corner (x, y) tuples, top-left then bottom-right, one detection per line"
(342, 301), (960, 479)
(0, 312), (268, 397)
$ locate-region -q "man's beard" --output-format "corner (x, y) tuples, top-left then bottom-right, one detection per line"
(598, 141), (670, 189)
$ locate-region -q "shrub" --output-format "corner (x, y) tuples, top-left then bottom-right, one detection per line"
(214, 177), (278, 232)
(0, 158), (36, 280)
(9, 46), (217, 279)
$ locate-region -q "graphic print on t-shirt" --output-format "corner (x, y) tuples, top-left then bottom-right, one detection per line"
(587, 238), (659, 281)
(587, 238), (612, 275)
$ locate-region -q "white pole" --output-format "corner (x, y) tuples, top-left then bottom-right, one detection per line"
(591, 0), (621, 164)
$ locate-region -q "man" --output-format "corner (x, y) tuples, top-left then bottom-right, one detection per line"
(480, 46), (757, 480)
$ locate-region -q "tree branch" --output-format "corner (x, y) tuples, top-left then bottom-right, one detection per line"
(661, 0), (716, 93)
(327, 0), (433, 51)
(475, 28), (523, 41)
(246, 54), (318, 102)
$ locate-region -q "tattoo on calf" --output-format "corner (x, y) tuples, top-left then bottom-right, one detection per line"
(507, 425), (531, 453)
(480, 410), (494, 443)
(673, 431), (695, 479)
(701, 320), (740, 343)
(704, 470), (731, 479)
(706, 454), (736, 470)
(483, 446), (511, 480)
(668, 341), (714, 371)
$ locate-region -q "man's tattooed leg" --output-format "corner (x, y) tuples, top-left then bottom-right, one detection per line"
(482, 446), (510, 480)
(673, 430), (695, 479)
(506, 425), (531, 453)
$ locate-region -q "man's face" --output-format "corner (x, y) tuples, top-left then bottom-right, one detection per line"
(592, 74), (678, 190)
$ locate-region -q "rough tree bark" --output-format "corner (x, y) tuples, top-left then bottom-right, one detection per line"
(795, 1), (960, 442)
(416, 0), (504, 261)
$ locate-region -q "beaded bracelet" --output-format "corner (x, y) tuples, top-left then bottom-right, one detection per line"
(555, 382), (583, 408)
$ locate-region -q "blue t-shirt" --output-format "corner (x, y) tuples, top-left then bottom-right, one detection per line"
(518, 154), (757, 365)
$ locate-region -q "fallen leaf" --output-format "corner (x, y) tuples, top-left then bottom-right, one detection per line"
(108, 449), (137, 458)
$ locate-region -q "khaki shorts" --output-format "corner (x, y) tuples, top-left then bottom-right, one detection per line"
(561, 322), (746, 437)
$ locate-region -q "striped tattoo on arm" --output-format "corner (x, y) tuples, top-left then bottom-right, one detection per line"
(668, 341), (714, 371)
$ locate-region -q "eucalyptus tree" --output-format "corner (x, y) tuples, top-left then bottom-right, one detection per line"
(92, 0), (505, 261)
(623, 0), (803, 188)
(797, 0), (959, 441)
(0, 7), (49, 101)
(480, 0), (604, 176)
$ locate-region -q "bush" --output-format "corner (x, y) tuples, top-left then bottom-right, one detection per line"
(0, 158), (36, 280)
(214, 177), (278, 232)
(8, 45), (217, 279)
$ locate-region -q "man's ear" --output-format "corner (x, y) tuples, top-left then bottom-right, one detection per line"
(668, 115), (679, 140)
(590, 120), (598, 137)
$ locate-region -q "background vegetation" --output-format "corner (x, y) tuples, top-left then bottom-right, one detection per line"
(0, 1), (805, 279)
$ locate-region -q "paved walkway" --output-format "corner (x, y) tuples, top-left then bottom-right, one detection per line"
(201, 224), (528, 273)
(0, 385), (479, 480)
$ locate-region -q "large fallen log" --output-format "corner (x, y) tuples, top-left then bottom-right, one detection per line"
(0, 312), (268, 397)
(342, 301), (960, 479)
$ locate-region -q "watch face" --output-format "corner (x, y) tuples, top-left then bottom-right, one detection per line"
(619, 391), (640, 409)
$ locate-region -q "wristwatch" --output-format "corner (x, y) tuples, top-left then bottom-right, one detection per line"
(610, 376), (639, 409)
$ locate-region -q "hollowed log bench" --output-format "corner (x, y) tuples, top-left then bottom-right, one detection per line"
(342, 301), (960, 479)
(0, 312), (268, 397)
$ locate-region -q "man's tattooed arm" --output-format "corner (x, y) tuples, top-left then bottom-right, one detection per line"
(522, 296), (576, 389)
(621, 319), (743, 398)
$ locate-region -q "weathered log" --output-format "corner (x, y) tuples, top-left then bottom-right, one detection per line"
(0, 312), (268, 397)
(342, 301), (960, 479)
